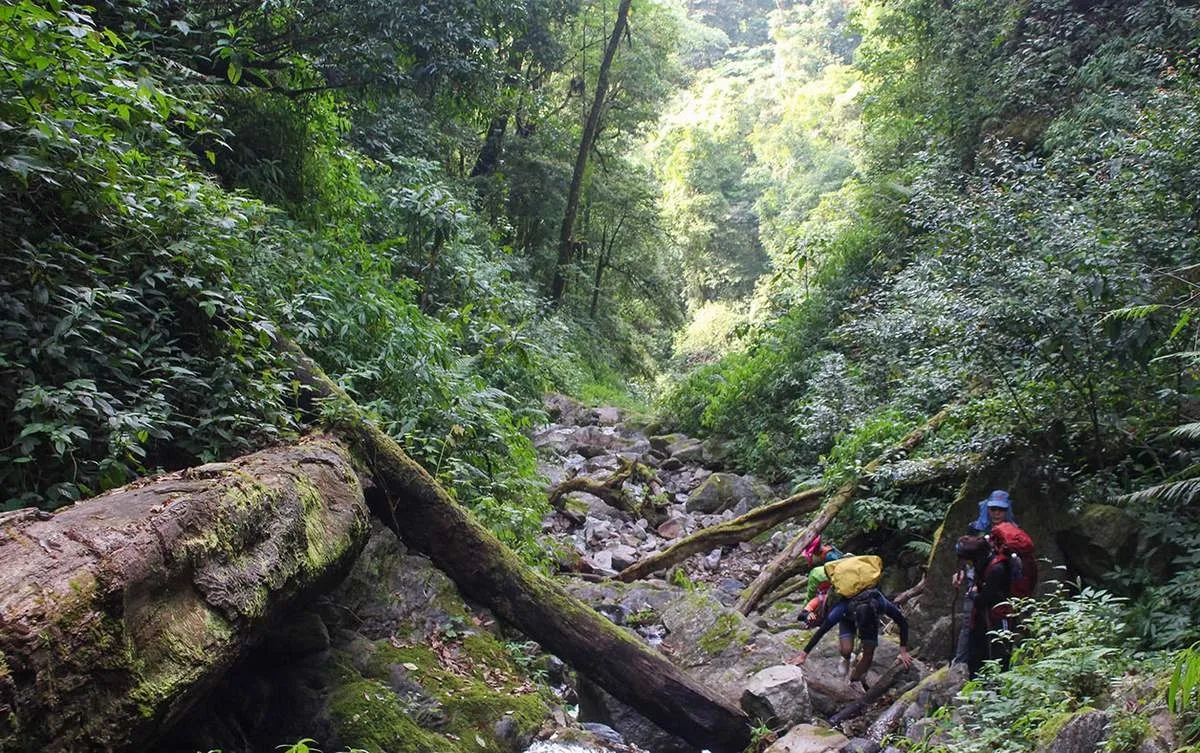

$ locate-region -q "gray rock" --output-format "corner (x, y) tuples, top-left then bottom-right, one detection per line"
(586, 550), (616, 574)
(609, 544), (640, 571)
(649, 433), (687, 453)
(1043, 710), (1110, 753)
(657, 517), (686, 539)
(667, 437), (706, 463)
(592, 407), (623, 426)
(702, 548), (723, 571)
(842, 738), (881, 753)
(765, 724), (849, 753)
(686, 472), (743, 514)
(740, 665), (812, 727)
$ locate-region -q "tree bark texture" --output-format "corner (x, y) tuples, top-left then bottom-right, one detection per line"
(280, 342), (753, 752)
(0, 439), (371, 753)
(736, 407), (952, 615)
(616, 486), (824, 582)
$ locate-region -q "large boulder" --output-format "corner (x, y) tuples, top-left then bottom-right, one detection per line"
(1039, 710), (1110, 753)
(1057, 504), (1140, 584)
(686, 473), (771, 514)
(741, 666), (811, 727)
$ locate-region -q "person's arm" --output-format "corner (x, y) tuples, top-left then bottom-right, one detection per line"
(880, 596), (913, 666)
(789, 602), (845, 664)
(880, 597), (909, 648)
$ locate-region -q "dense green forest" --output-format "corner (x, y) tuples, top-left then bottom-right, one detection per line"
(3, 0), (1200, 749)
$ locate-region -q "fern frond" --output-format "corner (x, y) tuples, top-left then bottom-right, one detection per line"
(1121, 473), (1200, 506)
(1167, 423), (1200, 441)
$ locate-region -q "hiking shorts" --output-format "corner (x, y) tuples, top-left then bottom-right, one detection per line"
(839, 616), (879, 646)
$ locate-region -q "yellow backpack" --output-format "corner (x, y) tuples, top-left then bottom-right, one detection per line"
(824, 555), (883, 597)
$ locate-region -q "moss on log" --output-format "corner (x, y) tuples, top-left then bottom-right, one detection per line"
(0, 439), (370, 753)
(616, 487), (824, 582)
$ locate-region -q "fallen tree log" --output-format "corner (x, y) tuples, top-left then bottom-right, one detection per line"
(280, 339), (752, 753)
(736, 407), (952, 615)
(616, 486), (823, 582)
(628, 449), (971, 588)
(0, 440), (371, 753)
(548, 458), (665, 524)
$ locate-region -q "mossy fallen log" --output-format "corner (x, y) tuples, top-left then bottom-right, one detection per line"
(736, 407), (952, 615)
(280, 339), (753, 753)
(548, 458), (664, 524)
(0, 439), (371, 753)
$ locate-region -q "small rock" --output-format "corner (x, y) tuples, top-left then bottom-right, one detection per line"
(702, 548), (722, 571)
(765, 723), (849, 753)
(609, 544), (640, 571)
(657, 518), (685, 539)
(842, 738), (881, 753)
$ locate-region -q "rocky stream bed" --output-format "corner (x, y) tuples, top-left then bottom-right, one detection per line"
(155, 395), (1170, 753)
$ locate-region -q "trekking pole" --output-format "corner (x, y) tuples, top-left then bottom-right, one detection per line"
(948, 582), (960, 664)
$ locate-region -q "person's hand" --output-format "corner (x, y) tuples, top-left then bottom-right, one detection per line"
(788, 651), (808, 666)
(898, 648), (913, 667)
(952, 570), (964, 587)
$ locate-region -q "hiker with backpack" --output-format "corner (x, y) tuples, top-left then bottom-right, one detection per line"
(951, 490), (1016, 666)
(954, 519), (1037, 677)
(788, 555), (912, 682)
(798, 543), (847, 627)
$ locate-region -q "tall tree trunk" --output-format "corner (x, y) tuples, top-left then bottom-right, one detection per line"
(550, 0), (633, 303)
(471, 114), (510, 179)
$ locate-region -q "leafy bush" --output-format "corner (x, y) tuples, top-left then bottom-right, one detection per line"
(907, 587), (1136, 753)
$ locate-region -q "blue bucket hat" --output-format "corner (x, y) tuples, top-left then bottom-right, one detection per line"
(984, 490), (1011, 509)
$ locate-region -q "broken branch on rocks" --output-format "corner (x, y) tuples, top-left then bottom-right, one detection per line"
(615, 486), (824, 582)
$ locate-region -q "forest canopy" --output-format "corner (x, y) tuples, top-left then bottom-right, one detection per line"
(2, 0), (1198, 652)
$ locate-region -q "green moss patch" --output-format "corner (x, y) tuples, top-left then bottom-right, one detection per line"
(699, 612), (749, 654)
(330, 679), (449, 753)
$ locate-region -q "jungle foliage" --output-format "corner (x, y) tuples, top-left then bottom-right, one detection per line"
(0, 0), (694, 559)
(4, 0), (1200, 679)
(657, 0), (1200, 650)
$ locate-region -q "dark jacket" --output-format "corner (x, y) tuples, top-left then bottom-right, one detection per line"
(802, 589), (910, 653)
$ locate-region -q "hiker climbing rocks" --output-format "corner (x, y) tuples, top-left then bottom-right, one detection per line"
(788, 587), (912, 681)
(956, 519), (1036, 677)
(952, 490), (1015, 665)
(789, 556), (912, 682)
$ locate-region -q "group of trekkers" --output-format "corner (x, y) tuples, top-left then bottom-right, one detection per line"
(786, 490), (1038, 684)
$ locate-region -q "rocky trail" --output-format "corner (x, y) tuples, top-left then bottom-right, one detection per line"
(528, 396), (941, 753)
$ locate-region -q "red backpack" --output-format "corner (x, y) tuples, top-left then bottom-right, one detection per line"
(989, 522), (1037, 600)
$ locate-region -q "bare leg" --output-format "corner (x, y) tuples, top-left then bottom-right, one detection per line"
(850, 644), (875, 682)
(839, 636), (853, 676)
